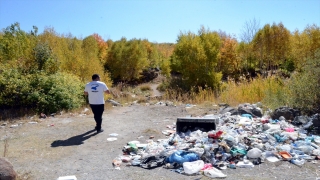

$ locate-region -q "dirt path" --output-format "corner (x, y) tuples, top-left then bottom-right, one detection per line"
(1, 103), (320, 180)
(150, 83), (161, 97)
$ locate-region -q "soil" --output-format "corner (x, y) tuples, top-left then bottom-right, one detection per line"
(1, 83), (320, 180)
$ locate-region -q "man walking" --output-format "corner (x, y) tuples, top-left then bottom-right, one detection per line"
(84, 74), (110, 133)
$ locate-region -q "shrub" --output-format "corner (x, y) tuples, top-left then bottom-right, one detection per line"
(29, 72), (85, 113)
(286, 49), (320, 114)
(0, 69), (85, 114)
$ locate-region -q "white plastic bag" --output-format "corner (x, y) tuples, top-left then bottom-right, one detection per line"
(182, 160), (204, 175)
(247, 148), (262, 159)
(203, 167), (227, 178)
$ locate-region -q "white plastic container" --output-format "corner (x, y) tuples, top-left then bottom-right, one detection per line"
(236, 161), (254, 168)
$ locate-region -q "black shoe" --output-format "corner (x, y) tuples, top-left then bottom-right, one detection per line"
(97, 129), (104, 133)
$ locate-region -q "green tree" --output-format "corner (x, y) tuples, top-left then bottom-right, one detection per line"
(287, 50), (320, 113)
(106, 38), (149, 82)
(0, 22), (37, 72)
(171, 26), (222, 90)
(291, 24), (320, 71)
(34, 42), (59, 74)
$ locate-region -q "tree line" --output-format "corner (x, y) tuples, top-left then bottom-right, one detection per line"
(0, 22), (319, 114)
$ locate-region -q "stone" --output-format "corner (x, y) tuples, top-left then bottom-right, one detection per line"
(0, 158), (17, 180)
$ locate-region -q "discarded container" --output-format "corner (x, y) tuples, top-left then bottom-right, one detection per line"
(279, 151), (292, 161)
(266, 156), (280, 162)
(176, 117), (217, 133)
(236, 161), (254, 168)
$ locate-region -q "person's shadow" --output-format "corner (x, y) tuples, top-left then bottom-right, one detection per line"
(51, 129), (97, 147)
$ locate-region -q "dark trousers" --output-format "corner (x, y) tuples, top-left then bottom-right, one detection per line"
(90, 104), (105, 131)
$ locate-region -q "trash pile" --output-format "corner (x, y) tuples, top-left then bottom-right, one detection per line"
(112, 103), (320, 178)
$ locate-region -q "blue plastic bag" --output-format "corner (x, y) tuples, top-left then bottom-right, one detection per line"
(166, 150), (199, 164)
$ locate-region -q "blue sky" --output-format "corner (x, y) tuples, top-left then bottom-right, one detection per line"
(0, 0), (319, 43)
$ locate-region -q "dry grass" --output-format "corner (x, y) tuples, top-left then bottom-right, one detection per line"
(219, 76), (286, 107)
(162, 87), (217, 105)
(185, 102), (220, 117)
(139, 84), (152, 91)
(109, 83), (153, 105)
(159, 76), (286, 110)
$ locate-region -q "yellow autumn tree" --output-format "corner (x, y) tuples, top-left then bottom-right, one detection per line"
(217, 36), (240, 79)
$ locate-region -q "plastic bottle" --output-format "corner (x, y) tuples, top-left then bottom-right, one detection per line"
(168, 133), (176, 145)
(266, 133), (276, 144)
(210, 154), (217, 165)
(296, 145), (315, 155)
(221, 153), (231, 161)
(311, 142), (320, 149)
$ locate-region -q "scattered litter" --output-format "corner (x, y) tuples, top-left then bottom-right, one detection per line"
(111, 102), (320, 178)
(112, 158), (122, 169)
(162, 130), (175, 136)
(109, 133), (119, 137)
(107, 137), (118, 141)
(40, 113), (47, 119)
(266, 156), (280, 162)
(106, 99), (122, 106)
(236, 161), (255, 168)
(10, 124), (18, 128)
(56, 175), (77, 180)
(28, 121), (38, 124)
(203, 167), (227, 178)
(82, 108), (89, 113)
(185, 104), (195, 108)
